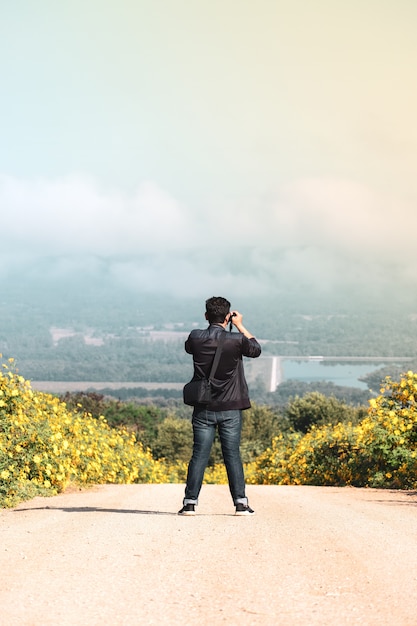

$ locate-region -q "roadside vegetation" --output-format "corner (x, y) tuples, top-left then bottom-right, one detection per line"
(1, 354), (417, 508)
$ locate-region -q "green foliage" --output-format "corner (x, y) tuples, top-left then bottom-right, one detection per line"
(269, 380), (370, 407)
(254, 371), (417, 488)
(60, 392), (108, 418)
(101, 402), (166, 450)
(60, 392), (168, 451)
(159, 404), (287, 466)
(94, 386), (183, 404)
(152, 416), (193, 463)
(285, 392), (360, 433)
(56, 395), (286, 467)
(240, 405), (287, 462)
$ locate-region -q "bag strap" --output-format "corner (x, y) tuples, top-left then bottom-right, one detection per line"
(208, 332), (226, 381)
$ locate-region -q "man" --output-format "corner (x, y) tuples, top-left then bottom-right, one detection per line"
(178, 296), (261, 516)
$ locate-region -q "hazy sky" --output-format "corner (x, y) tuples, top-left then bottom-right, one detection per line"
(1, 0), (417, 301)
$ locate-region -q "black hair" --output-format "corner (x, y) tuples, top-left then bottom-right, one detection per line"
(205, 296), (231, 324)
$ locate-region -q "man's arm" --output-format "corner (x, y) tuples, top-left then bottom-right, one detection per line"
(231, 311), (261, 357)
(185, 333), (193, 354)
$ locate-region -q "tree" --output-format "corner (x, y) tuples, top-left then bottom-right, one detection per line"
(102, 402), (166, 449)
(240, 404), (288, 462)
(285, 392), (357, 433)
(59, 392), (107, 418)
(152, 416), (193, 463)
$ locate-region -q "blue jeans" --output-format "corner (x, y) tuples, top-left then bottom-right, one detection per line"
(183, 408), (248, 506)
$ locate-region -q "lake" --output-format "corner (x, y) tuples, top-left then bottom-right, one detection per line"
(280, 359), (405, 390)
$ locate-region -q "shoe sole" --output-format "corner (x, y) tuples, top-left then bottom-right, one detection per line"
(235, 511), (255, 516)
(178, 511), (196, 516)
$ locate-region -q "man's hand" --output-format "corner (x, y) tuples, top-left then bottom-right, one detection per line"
(230, 311), (255, 339)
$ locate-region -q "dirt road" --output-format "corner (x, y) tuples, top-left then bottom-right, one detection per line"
(1, 484), (417, 625)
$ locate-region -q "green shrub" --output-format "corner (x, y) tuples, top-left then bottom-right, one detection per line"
(254, 372), (417, 488)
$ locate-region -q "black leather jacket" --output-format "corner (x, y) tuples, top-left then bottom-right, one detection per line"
(185, 323), (262, 411)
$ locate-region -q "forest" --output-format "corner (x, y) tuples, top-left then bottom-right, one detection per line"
(1, 284), (417, 408)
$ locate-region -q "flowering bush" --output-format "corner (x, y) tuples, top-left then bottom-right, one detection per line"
(0, 357), (179, 507)
(3, 353), (417, 508)
(0, 356), (249, 508)
(254, 371), (417, 488)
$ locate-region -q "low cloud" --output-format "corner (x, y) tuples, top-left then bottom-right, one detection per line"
(0, 174), (191, 256)
(1, 173), (415, 299)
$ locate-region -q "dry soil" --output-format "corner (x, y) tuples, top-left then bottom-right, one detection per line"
(1, 484), (417, 625)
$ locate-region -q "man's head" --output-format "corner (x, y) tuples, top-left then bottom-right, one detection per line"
(205, 296), (231, 324)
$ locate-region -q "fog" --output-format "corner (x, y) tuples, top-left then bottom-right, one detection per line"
(1, 173), (416, 306)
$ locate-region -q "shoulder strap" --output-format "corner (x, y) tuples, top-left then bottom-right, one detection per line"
(208, 332), (226, 381)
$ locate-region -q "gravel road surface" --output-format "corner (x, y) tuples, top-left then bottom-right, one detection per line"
(1, 484), (417, 625)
